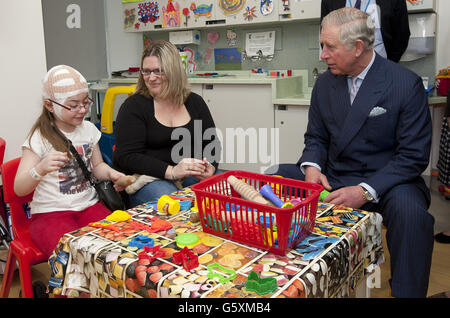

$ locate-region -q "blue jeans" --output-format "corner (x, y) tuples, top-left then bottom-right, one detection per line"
(128, 171), (223, 207)
(128, 176), (199, 207)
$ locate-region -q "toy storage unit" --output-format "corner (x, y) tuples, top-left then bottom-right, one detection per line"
(191, 170), (323, 256)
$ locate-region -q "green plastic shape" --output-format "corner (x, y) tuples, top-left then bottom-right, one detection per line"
(246, 270), (277, 295)
(175, 233), (199, 248)
(320, 190), (330, 201)
(206, 262), (237, 284)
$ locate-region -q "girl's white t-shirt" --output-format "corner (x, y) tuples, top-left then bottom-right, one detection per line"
(23, 121), (101, 215)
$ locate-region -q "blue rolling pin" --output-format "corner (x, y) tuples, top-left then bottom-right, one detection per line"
(259, 184), (293, 208)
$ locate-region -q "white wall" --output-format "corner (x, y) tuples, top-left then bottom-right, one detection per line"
(104, 0), (143, 74)
(0, 1), (47, 163)
(436, 0), (450, 72)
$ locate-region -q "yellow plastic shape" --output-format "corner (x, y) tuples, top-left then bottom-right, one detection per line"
(100, 85), (136, 134)
(106, 210), (131, 222)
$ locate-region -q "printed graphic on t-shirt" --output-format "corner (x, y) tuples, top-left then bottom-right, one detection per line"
(58, 143), (93, 195)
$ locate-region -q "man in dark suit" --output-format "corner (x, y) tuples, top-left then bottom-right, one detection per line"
(267, 8), (434, 297)
(321, 0), (410, 62)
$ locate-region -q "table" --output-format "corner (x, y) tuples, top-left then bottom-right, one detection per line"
(47, 188), (384, 298)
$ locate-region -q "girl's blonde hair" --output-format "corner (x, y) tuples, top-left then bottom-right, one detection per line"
(27, 104), (72, 156)
(135, 40), (190, 106)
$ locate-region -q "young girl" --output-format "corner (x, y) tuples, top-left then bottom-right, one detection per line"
(14, 65), (126, 259)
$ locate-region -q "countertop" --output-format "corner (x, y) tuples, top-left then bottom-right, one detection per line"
(93, 72), (446, 106)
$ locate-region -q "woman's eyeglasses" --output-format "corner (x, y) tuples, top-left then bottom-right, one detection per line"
(50, 98), (94, 112)
(140, 68), (165, 77)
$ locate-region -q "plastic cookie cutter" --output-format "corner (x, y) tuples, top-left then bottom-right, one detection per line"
(172, 247), (199, 272)
(138, 245), (165, 262)
(206, 262), (236, 284)
(246, 270), (277, 295)
(129, 235), (154, 249)
(88, 221), (121, 232)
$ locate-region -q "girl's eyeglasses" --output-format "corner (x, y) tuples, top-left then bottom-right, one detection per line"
(49, 98), (94, 112)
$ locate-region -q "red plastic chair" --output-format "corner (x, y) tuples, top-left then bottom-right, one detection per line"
(0, 137), (7, 226)
(0, 137), (5, 166)
(0, 157), (47, 298)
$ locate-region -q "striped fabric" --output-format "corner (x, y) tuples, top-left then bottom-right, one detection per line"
(438, 118), (450, 185)
(43, 65), (88, 103)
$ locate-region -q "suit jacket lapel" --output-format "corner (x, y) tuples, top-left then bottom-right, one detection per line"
(330, 75), (352, 126)
(335, 55), (390, 156)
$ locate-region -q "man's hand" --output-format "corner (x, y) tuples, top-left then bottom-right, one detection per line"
(324, 185), (367, 209)
(304, 166), (332, 191)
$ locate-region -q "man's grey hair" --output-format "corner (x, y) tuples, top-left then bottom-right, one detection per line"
(322, 7), (375, 50)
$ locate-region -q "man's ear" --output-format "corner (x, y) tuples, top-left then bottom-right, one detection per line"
(354, 40), (365, 57)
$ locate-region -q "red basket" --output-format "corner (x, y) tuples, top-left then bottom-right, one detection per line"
(191, 171), (324, 255)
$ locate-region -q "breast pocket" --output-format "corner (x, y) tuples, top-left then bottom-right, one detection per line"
(364, 112), (395, 147)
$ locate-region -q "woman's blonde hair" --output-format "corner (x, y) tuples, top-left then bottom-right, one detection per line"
(135, 39), (190, 106)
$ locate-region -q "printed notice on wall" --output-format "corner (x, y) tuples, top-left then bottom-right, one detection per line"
(245, 31), (275, 57)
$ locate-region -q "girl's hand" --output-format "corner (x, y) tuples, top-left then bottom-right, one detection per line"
(35, 152), (70, 176)
(109, 170), (127, 191)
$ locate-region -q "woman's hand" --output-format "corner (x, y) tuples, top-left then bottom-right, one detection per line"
(35, 151), (70, 176)
(172, 158), (208, 180)
(193, 158), (215, 181)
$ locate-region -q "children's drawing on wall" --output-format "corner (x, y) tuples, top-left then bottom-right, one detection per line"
(143, 34), (151, 48)
(226, 29), (237, 47)
(207, 32), (220, 45)
(124, 8), (136, 29)
(244, 6), (257, 21)
(218, 0), (246, 15)
(138, 2), (159, 24)
(162, 0), (181, 27)
(204, 47), (214, 65)
(282, 0), (290, 11)
(181, 47), (197, 74)
(260, 0), (273, 16)
(190, 2), (213, 18)
(182, 8), (190, 26)
(214, 48), (242, 70)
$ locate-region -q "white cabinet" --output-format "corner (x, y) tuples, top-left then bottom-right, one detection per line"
(407, 0), (436, 13)
(201, 84), (277, 173)
(278, 0), (320, 22)
(189, 83), (203, 96)
(274, 104), (309, 164)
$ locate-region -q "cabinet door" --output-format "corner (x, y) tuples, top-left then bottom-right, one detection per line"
(407, 0), (436, 13)
(202, 84), (276, 173)
(189, 83), (203, 96)
(278, 0), (320, 22)
(214, 0), (248, 25)
(187, 0), (217, 28)
(274, 104), (309, 164)
(218, 0), (279, 25)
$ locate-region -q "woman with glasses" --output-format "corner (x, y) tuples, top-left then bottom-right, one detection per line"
(14, 65), (127, 259)
(113, 40), (221, 207)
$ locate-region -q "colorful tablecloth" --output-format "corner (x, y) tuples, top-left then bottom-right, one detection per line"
(48, 188), (384, 298)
